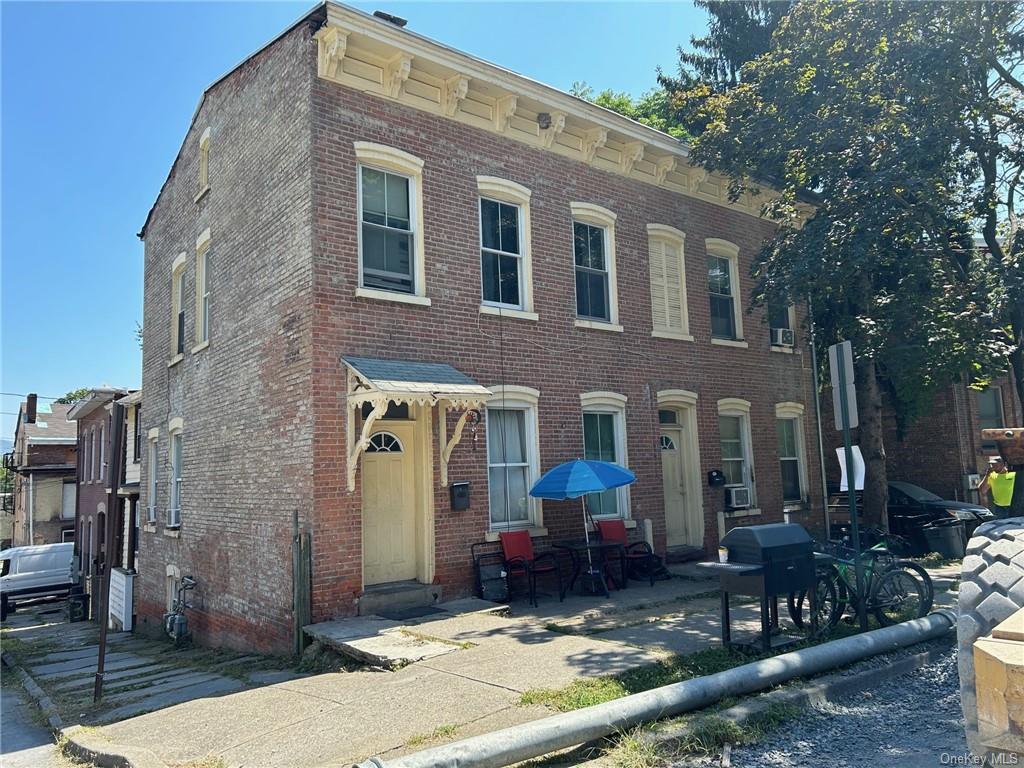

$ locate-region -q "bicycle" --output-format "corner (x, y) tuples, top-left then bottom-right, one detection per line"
(788, 532), (933, 631)
(163, 575), (197, 646)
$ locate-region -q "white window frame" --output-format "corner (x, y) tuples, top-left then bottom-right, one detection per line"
(572, 203), (621, 332)
(775, 402), (808, 505)
(170, 252), (187, 361)
(485, 386), (541, 531)
(717, 398), (756, 507)
(194, 228), (211, 348)
(647, 224), (691, 341)
(477, 177), (536, 320)
(353, 142), (428, 306)
(580, 391), (630, 518)
(167, 418), (183, 528)
(90, 427), (97, 482)
(146, 428), (159, 524)
(99, 422), (106, 484)
(706, 238), (745, 346)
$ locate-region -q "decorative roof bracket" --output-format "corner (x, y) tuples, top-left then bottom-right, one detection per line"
(620, 141), (645, 175)
(385, 54), (413, 98)
(439, 404), (473, 487)
(317, 26), (349, 80)
(348, 397), (387, 492)
(442, 75), (470, 117)
(540, 111), (566, 148)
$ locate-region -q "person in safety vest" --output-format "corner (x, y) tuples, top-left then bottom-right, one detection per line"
(979, 456), (1017, 519)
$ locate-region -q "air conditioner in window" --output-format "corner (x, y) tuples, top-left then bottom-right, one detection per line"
(771, 328), (795, 347)
(726, 486), (751, 509)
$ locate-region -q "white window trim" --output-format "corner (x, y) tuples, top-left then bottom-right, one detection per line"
(167, 418), (183, 528)
(775, 402), (808, 505)
(717, 397), (755, 507)
(706, 238), (743, 342)
(485, 385), (542, 531)
(90, 427), (97, 482)
(196, 126), (211, 200)
(354, 142), (427, 302)
(170, 252), (187, 363)
(146, 435), (158, 524)
(571, 202), (619, 327)
(580, 391), (630, 518)
(647, 224), (691, 339)
(99, 422), (106, 483)
(477, 176), (534, 315)
(194, 228), (211, 348)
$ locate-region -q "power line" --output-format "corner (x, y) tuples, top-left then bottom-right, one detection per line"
(0, 393), (61, 400)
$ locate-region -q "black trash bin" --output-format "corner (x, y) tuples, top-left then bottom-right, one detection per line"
(922, 519), (966, 559)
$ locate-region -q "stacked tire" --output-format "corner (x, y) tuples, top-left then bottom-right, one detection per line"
(958, 519), (1024, 757)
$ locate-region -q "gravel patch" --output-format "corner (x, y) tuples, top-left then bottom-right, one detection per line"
(682, 643), (968, 767)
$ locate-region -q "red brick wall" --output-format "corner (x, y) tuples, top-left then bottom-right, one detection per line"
(309, 64), (824, 619)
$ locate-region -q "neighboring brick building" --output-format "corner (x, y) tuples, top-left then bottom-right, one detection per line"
(7, 401), (77, 547)
(68, 388), (129, 620)
(823, 375), (1022, 502)
(137, 3), (824, 653)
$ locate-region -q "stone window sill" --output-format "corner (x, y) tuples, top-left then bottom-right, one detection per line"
(143, 524), (157, 534)
(194, 186), (210, 204)
(724, 507), (761, 519)
(711, 338), (749, 349)
(575, 319), (624, 333)
(163, 527), (181, 538)
(355, 287), (431, 307)
(485, 526), (548, 542)
(479, 305), (538, 322)
(652, 329), (694, 342)
(770, 344), (795, 354)
(167, 353), (184, 368)
(191, 340), (210, 354)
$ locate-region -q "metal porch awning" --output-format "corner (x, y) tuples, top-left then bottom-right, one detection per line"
(341, 356), (492, 490)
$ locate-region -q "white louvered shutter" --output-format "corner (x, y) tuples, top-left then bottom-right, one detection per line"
(649, 237), (668, 329)
(665, 241), (684, 331)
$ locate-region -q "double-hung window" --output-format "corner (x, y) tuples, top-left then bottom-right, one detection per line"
(360, 166), (414, 293)
(170, 253), (187, 358)
(91, 428), (97, 482)
(195, 229), (211, 346)
(707, 239), (742, 341)
(99, 423), (105, 483)
(168, 428), (182, 527)
(486, 387), (540, 529)
(572, 203), (619, 329)
(768, 300), (791, 332)
(480, 198), (523, 308)
(775, 402), (807, 504)
(580, 392), (629, 517)
(976, 387), (1004, 450)
(574, 222), (610, 321)
(718, 398), (755, 506)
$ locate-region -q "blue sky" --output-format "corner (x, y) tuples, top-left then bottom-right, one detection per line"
(1, 1), (705, 441)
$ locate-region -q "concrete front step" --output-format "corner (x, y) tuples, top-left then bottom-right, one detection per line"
(357, 581), (443, 617)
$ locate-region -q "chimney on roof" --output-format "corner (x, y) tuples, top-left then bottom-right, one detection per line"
(373, 10), (407, 27)
(25, 393), (37, 424)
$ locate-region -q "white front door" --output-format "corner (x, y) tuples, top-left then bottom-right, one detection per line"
(662, 425), (701, 548)
(362, 423), (417, 585)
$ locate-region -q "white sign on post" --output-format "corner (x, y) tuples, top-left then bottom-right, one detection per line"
(828, 341), (859, 430)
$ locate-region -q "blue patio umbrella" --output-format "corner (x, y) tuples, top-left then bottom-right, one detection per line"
(530, 460), (637, 577)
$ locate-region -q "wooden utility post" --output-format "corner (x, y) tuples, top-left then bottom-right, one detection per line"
(94, 401), (125, 703)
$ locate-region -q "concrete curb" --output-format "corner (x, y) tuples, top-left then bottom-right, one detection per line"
(1, 650), (168, 768)
(646, 633), (956, 748)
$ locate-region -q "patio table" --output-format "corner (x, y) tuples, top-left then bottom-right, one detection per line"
(552, 539), (627, 598)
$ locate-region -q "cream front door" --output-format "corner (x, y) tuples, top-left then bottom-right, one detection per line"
(662, 426), (699, 548)
(362, 423), (417, 585)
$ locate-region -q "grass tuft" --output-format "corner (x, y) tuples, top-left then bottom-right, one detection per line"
(407, 724), (459, 747)
(607, 728), (667, 768)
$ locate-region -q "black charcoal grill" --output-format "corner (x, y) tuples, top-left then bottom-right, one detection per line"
(698, 523), (818, 652)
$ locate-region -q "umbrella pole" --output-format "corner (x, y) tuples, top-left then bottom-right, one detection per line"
(581, 497), (595, 574)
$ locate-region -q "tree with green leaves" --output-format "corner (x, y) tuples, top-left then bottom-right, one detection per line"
(570, 83), (689, 140)
(690, 1), (1012, 525)
(658, 0), (792, 136)
(56, 388), (90, 405)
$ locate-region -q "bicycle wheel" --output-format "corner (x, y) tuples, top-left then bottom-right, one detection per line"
(788, 572), (840, 631)
(894, 560), (934, 612)
(871, 568), (928, 626)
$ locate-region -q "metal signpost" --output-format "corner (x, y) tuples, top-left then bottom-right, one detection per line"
(829, 341), (869, 632)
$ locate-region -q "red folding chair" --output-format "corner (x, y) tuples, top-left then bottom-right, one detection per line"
(499, 530), (563, 607)
(595, 519), (657, 587)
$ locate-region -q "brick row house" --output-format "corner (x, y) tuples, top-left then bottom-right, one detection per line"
(69, 388), (143, 627)
(5, 401), (77, 547)
(137, 2), (824, 652)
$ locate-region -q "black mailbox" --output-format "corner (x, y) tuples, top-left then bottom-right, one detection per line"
(450, 482), (470, 511)
(707, 469), (726, 487)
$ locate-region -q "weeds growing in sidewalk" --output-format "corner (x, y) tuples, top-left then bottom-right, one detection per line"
(606, 728), (668, 768)
(406, 724), (459, 747)
(675, 702), (799, 754)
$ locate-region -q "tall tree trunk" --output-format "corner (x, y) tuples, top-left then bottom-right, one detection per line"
(1010, 303), (1024, 416)
(855, 358), (887, 528)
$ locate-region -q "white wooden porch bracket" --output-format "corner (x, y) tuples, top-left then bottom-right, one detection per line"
(439, 405), (473, 487)
(347, 397), (388, 492)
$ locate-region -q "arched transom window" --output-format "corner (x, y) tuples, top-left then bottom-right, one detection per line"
(366, 432), (404, 453)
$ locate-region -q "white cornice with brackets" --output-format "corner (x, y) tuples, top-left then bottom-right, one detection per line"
(315, 2), (774, 220)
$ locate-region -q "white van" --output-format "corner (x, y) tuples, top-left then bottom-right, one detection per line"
(0, 542), (74, 620)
